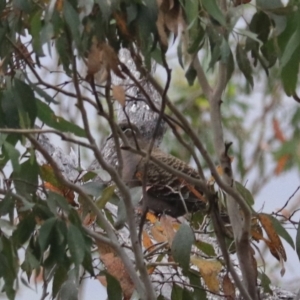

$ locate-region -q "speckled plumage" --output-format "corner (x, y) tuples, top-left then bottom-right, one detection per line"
(121, 130), (206, 217)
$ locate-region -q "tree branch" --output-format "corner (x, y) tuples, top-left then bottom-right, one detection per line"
(27, 134), (147, 298)
(208, 60), (257, 299)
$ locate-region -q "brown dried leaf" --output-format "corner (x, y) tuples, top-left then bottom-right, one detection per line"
(112, 85), (126, 107)
(222, 274), (235, 299)
(273, 118), (286, 142)
(160, 215), (176, 246)
(142, 231), (153, 249)
(275, 154), (290, 175)
(113, 11), (131, 39)
(251, 218), (264, 242)
(102, 43), (125, 79)
(147, 266), (156, 275)
(191, 257), (222, 293)
(82, 212), (96, 226)
(258, 213), (287, 261)
(156, 0), (185, 47)
(86, 39), (105, 77)
(97, 275), (107, 287)
(55, 0), (63, 11)
(151, 226), (167, 243)
(97, 243), (134, 299)
(146, 212), (158, 223)
(86, 40), (125, 82)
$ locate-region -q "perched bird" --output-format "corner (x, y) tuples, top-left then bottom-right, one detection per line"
(120, 124), (206, 218)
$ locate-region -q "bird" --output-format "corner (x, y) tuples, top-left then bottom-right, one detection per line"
(120, 123), (206, 218)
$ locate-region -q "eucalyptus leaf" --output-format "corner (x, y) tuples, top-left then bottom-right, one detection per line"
(296, 219), (300, 261)
(171, 224), (194, 271)
(270, 215), (294, 249)
(106, 273), (122, 300)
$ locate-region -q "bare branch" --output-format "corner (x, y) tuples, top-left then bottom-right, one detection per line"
(192, 55), (213, 99)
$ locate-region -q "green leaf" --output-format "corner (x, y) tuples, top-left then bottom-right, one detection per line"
(185, 0), (200, 53)
(95, 0), (111, 22)
(182, 288), (194, 300)
(208, 38), (221, 70)
(296, 219), (300, 261)
(3, 142), (20, 173)
(81, 181), (106, 198)
(0, 0), (6, 12)
(201, 0), (226, 27)
(0, 236), (18, 300)
(56, 33), (71, 75)
(106, 273), (122, 300)
(186, 270), (207, 299)
(235, 181), (254, 206)
(13, 157), (39, 196)
(53, 265), (68, 298)
(96, 185), (116, 209)
(171, 284), (183, 300)
(59, 278), (78, 300)
(63, 1), (82, 53)
(257, 0), (283, 10)
(38, 217), (57, 252)
(30, 10), (44, 56)
(13, 0), (32, 13)
(1, 90), (19, 128)
(0, 194), (14, 218)
(36, 99), (86, 137)
(13, 213), (36, 247)
(226, 49), (234, 84)
(187, 24), (205, 54)
(14, 79), (37, 128)
(67, 224), (85, 268)
(21, 248), (40, 280)
(185, 64), (197, 86)
(114, 187), (142, 229)
(195, 240), (216, 256)
(280, 21), (300, 69)
(269, 215), (294, 249)
(171, 224), (194, 271)
(27, 85), (48, 106)
(220, 38), (231, 63)
(236, 44), (254, 88)
(280, 47), (300, 96)
(47, 191), (71, 215)
(258, 272), (272, 295)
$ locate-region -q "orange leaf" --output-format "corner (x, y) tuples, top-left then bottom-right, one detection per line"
(191, 257), (222, 293)
(275, 154), (290, 175)
(146, 212), (158, 223)
(55, 0), (63, 11)
(222, 274), (235, 299)
(251, 218), (264, 242)
(96, 242), (134, 299)
(112, 85), (126, 107)
(258, 213), (287, 261)
(113, 11), (132, 39)
(273, 118), (286, 142)
(151, 226), (167, 243)
(142, 231), (153, 249)
(147, 266), (156, 275)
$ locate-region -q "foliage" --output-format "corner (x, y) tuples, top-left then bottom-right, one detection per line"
(0, 0), (299, 299)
